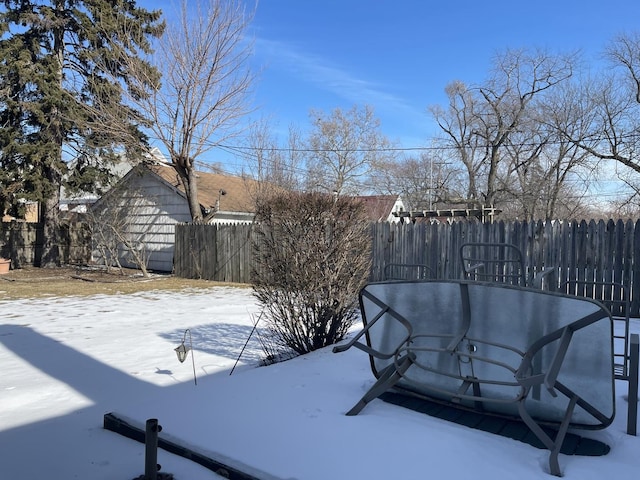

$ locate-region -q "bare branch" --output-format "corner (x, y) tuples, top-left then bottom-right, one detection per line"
(125, 0), (256, 221)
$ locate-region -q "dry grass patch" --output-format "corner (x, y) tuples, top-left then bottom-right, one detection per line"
(0, 266), (245, 300)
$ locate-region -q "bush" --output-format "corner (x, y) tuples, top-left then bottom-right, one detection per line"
(252, 191), (371, 355)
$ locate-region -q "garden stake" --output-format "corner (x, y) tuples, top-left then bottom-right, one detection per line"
(230, 310), (263, 375)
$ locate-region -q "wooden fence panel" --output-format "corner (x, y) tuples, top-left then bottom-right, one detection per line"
(624, 219), (634, 295)
(174, 223), (254, 283)
(0, 221), (88, 267)
(425, 222), (438, 277)
(613, 219), (625, 287)
(441, 221), (456, 279)
(367, 220), (640, 317)
(173, 220), (640, 316)
(604, 220), (616, 285)
(633, 221), (640, 316)
(576, 220), (588, 284)
(0, 222), (40, 266)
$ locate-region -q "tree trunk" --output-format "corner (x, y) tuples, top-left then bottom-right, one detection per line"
(173, 162), (203, 222)
(186, 168), (203, 222)
(40, 186), (61, 267)
(39, 0), (66, 268)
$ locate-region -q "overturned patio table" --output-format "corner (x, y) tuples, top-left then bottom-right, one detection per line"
(334, 280), (615, 477)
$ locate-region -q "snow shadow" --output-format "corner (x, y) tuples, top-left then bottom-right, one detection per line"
(0, 322), (241, 478)
(0, 323), (167, 476)
(160, 323), (266, 365)
(0, 323), (161, 404)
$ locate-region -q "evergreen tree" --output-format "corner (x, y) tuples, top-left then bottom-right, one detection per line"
(0, 0), (164, 266)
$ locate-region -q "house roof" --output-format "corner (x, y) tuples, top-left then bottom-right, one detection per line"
(355, 195), (402, 222)
(147, 163), (258, 214)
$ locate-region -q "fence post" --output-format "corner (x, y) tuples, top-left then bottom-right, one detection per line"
(628, 334), (639, 436)
(144, 418), (161, 480)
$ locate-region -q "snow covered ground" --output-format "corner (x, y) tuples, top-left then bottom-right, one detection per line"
(1, 286), (639, 479)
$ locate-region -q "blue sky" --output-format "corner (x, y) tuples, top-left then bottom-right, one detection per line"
(139, 0), (640, 175)
(248, 0), (640, 148)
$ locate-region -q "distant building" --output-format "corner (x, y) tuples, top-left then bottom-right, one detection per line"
(2, 200), (39, 223)
(90, 162), (259, 272)
(354, 195), (405, 223)
(59, 153), (144, 214)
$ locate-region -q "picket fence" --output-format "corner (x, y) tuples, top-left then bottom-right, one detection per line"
(174, 219), (640, 316)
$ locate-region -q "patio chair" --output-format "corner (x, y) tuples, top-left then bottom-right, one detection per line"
(460, 242), (555, 289)
(560, 281), (630, 381)
(382, 263), (433, 281)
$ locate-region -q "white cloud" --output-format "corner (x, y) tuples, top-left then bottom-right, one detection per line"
(255, 37), (417, 114)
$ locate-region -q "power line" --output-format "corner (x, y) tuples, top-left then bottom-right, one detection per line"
(140, 130), (640, 204)
(211, 130), (640, 155)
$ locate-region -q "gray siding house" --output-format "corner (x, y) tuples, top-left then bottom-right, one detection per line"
(90, 162), (257, 272)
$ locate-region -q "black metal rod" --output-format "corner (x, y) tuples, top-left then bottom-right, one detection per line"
(145, 418), (160, 480)
(230, 311), (263, 375)
(187, 329), (197, 385)
(627, 334), (639, 435)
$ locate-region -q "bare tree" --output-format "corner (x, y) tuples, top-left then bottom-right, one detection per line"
(477, 49), (575, 206)
(431, 49), (575, 209)
(552, 33), (640, 183)
(430, 80), (486, 206)
(369, 151), (460, 211)
(244, 118), (304, 193)
(606, 32), (640, 104)
(499, 123), (548, 219)
(305, 105), (396, 196)
(128, 0), (255, 221)
(88, 182), (151, 277)
(532, 83), (596, 219)
(606, 181), (640, 218)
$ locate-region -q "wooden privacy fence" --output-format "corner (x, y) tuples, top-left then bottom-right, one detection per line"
(174, 219), (640, 316)
(174, 223), (255, 283)
(371, 219), (640, 316)
(0, 222), (40, 266)
(0, 220), (90, 267)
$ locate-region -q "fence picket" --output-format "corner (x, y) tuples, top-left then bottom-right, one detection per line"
(173, 220), (640, 316)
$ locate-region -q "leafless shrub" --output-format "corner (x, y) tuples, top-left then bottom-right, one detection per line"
(252, 191), (371, 355)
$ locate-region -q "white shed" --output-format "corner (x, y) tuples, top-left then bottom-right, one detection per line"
(90, 162), (257, 272)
